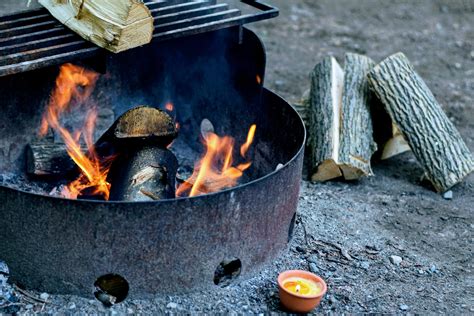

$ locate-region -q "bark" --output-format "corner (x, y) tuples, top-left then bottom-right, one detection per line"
(39, 0), (153, 53)
(338, 53), (377, 180)
(307, 54), (377, 181)
(368, 52), (474, 192)
(107, 147), (178, 201)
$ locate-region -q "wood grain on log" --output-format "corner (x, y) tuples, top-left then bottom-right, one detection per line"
(368, 52), (474, 192)
(39, 0), (153, 53)
(308, 54), (377, 181)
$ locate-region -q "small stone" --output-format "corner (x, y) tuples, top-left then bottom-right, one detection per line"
(68, 303), (76, 309)
(429, 265), (437, 273)
(275, 163), (284, 171)
(470, 51), (474, 59)
(295, 246), (306, 254)
(309, 263), (320, 274)
(328, 295), (337, 305)
(39, 293), (49, 301)
(25, 304), (34, 310)
(389, 255), (403, 266)
(167, 302), (178, 309)
(308, 255), (318, 264)
(399, 304), (409, 311)
(360, 261), (370, 270)
(127, 308), (134, 314)
(454, 63), (462, 69)
(442, 190), (453, 200)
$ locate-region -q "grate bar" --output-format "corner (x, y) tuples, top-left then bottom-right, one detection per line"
(0, 0), (278, 77)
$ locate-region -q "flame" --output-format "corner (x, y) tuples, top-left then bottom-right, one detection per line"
(256, 75), (262, 85)
(176, 124), (256, 197)
(40, 63), (112, 200)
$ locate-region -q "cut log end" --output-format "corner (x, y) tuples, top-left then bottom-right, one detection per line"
(311, 159), (342, 182)
(114, 106), (178, 145)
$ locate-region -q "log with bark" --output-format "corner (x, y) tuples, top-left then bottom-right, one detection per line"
(308, 53), (377, 182)
(26, 143), (86, 178)
(368, 52), (474, 192)
(39, 0), (153, 53)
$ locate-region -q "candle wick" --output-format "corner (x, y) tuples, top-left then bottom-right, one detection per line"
(296, 284), (301, 293)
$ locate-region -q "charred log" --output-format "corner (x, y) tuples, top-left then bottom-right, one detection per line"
(107, 147), (178, 201)
(26, 143), (85, 178)
(368, 52), (474, 192)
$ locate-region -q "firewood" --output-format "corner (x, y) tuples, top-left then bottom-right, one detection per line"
(39, 0), (153, 53)
(107, 147), (178, 201)
(370, 97), (411, 160)
(368, 52), (474, 192)
(308, 53), (377, 182)
(26, 142), (86, 177)
(94, 106), (177, 159)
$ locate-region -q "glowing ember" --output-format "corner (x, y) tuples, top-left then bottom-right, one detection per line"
(40, 63), (112, 200)
(176, 124), (256, 197)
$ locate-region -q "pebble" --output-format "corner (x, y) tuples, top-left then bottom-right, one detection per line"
(295, 246), (306, 254)
(167, 302), (178, 309)
(442, 190), (453, 200)
(399, 304), (409, 311)
(309, 263), (320, 274)
(470, 51), (474, 59)
(25, 304), (34, 310)
(389, 255), (403, 266)
(328, 295), (337, 306)
(308, 255), (318, 264)
(360, 261), (370, 270)
(127, 308), (134, 314)
(429, 265), (437, 273)
(68, 303), (76, 310)
(40, 293), (49, 301)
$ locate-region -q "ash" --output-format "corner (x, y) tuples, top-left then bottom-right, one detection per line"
(1, 0), (473, 314)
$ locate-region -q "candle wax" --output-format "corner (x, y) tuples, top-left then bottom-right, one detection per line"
(283, 277), (322, 296)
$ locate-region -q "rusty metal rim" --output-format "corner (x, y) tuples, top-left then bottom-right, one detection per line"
(0, 88), (306, 205)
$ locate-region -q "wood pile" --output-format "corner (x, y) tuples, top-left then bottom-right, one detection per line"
(298, 52), (474, 193)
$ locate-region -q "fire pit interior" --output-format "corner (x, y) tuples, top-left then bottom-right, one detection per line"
(0, 0), (305, 299)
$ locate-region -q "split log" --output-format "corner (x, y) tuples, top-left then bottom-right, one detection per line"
(308, 53), (377, 182)
(370, 97), (411, 160)
(39, 0), (153, 53)
(26, 143), (86, 177)
(368, 52), (474, 192)
(107, 147), (178, 201)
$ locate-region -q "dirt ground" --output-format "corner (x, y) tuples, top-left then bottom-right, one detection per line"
(1, 0), (473, 314)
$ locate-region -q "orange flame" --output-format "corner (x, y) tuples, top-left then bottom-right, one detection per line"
(176, 124), (256, 197)
(40, 63), (112, 200)
(165, 102), (174, 112)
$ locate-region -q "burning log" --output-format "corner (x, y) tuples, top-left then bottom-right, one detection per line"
(308, 53), (377, 182)
(107, 147), (178, 201)
(26, 143), (85, 177)
(39, 0), (153, 53)
(104, 106), (179, 201)
(368, 53), (474, 192)
(96, 106), (178, 156)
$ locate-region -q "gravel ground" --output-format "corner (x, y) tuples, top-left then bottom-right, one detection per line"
(1, 0), (473, 314)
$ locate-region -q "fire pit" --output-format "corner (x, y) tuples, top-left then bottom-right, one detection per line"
(0, 0), (305, 299)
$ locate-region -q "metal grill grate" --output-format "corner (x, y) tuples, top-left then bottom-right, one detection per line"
(0, 0), (277, 77)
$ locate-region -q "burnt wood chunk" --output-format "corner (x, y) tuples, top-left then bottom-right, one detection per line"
(308, 53), (377, 182)
(368, 52), (474, 192)
(26, 143), (84, 177)
(107, 147), (178, 201)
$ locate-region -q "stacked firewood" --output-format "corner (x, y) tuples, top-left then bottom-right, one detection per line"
(297, 52), (474, 193)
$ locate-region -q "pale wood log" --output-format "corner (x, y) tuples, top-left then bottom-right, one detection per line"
(338, 53), (377, 180)
(39, 0), (153, 53)
(368, 52), (474, 192)
(308, 54), (377, 182)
